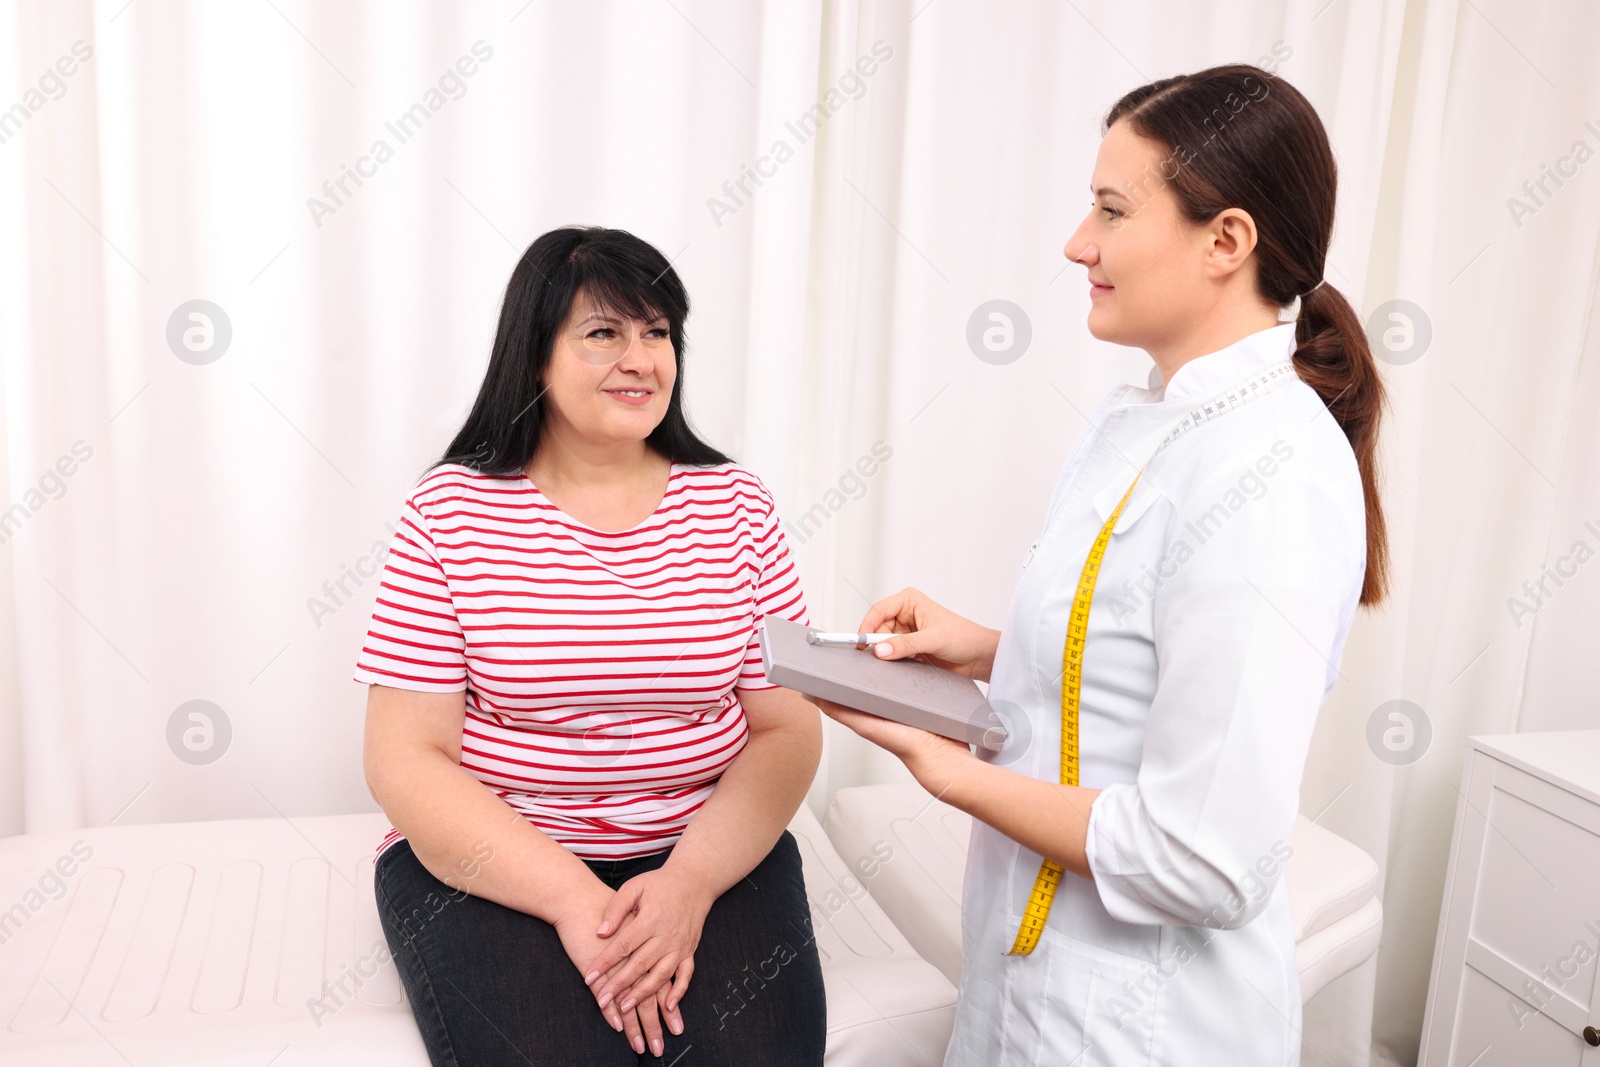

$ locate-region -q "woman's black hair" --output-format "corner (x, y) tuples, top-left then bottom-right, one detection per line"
(437, 226), (732, 475)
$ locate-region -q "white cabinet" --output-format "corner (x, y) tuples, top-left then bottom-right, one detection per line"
(1420, 730), (1600, 1066)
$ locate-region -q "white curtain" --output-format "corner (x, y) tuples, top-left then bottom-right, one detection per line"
(3, 2), (1597, 1064)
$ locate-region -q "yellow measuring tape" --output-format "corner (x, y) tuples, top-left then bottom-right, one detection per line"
(1005, 470), (1142, 956)
(1000, 357), (1301, 956)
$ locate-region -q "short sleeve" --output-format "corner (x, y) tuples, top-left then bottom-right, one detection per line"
(736, 476), (810, 690)
(352, 489), (469, 692)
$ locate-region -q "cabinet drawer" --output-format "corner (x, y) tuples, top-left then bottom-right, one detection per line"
(1467, 766), (1600, 995)
(1448, 965), (1594, 1066)
(1421, 746), (1600, 1064)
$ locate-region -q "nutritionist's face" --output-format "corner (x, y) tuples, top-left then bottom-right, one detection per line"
(542, 289), (676, 448)
(1063, 120), (1204, 350)
(1062, 119), (1260, 356)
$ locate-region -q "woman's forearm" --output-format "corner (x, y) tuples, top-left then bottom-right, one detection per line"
(973, 626), (1002, 682)
(662, 690), (822, 900)
(368, 746), (606, 925)
(921, 751), (1100, 878)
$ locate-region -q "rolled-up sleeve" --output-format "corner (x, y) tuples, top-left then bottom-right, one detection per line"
(1084, 441), (1364, 929)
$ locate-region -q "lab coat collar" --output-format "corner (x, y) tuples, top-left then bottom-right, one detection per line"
(1089, 323), (1301, 526)
(1145, 322), (1299, 403)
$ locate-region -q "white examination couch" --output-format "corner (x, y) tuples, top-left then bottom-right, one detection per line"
(0, 807), (954, 1066)
(0, 784), (1380, 1065)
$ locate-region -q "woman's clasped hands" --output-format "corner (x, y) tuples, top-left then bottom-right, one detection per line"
(554, 864), (715, 1058)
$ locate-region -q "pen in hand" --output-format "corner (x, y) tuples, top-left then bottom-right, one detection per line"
(806, 631), (899, 651)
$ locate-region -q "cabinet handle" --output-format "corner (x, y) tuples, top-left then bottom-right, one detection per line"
(1585, 1025), (1599, 1047)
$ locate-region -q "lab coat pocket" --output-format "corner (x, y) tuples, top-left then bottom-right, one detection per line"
(1044, 928), (1159, 1067)
(993, 923), (1085, 1067)
(1099, 478), (1164, 542)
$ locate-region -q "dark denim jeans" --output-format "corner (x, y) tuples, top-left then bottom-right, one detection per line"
(375, 830), (826, 1066)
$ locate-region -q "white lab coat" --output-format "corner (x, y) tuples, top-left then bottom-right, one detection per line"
(943, 322), (1367, 1066)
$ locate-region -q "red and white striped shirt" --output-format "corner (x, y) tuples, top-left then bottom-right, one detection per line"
(354, 461), (809, 862)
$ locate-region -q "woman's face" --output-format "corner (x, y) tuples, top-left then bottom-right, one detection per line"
(540, 291), (676, 448)
(1063, 120), (1224, 351)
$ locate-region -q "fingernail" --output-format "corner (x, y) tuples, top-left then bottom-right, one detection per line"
(584, 970), (598, 985)
(633, 1037), (644, 1054)
(652, 1038), (663, 1055)
(609, 1013), (622, 1031)
(669, 1017), (683, 1035)
(596, 922), (609, 935)
(597, 991), (612, 1009)
(620, 997), (636, 1012)
(875, 642), (892, 656)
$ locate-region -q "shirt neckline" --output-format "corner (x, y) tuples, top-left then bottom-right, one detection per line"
(1146, 322), (1298, 404)
(519, 461), (684, 535)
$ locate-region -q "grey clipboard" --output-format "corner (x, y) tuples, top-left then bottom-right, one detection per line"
(758, 616), (1007, 751)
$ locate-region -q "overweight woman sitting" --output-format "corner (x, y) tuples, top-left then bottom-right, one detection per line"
(358, 227), (827, 1066)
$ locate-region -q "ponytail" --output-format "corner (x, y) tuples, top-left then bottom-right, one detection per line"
(1106, 65), (1390, 607)
(1294, 284), (1389, 605)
